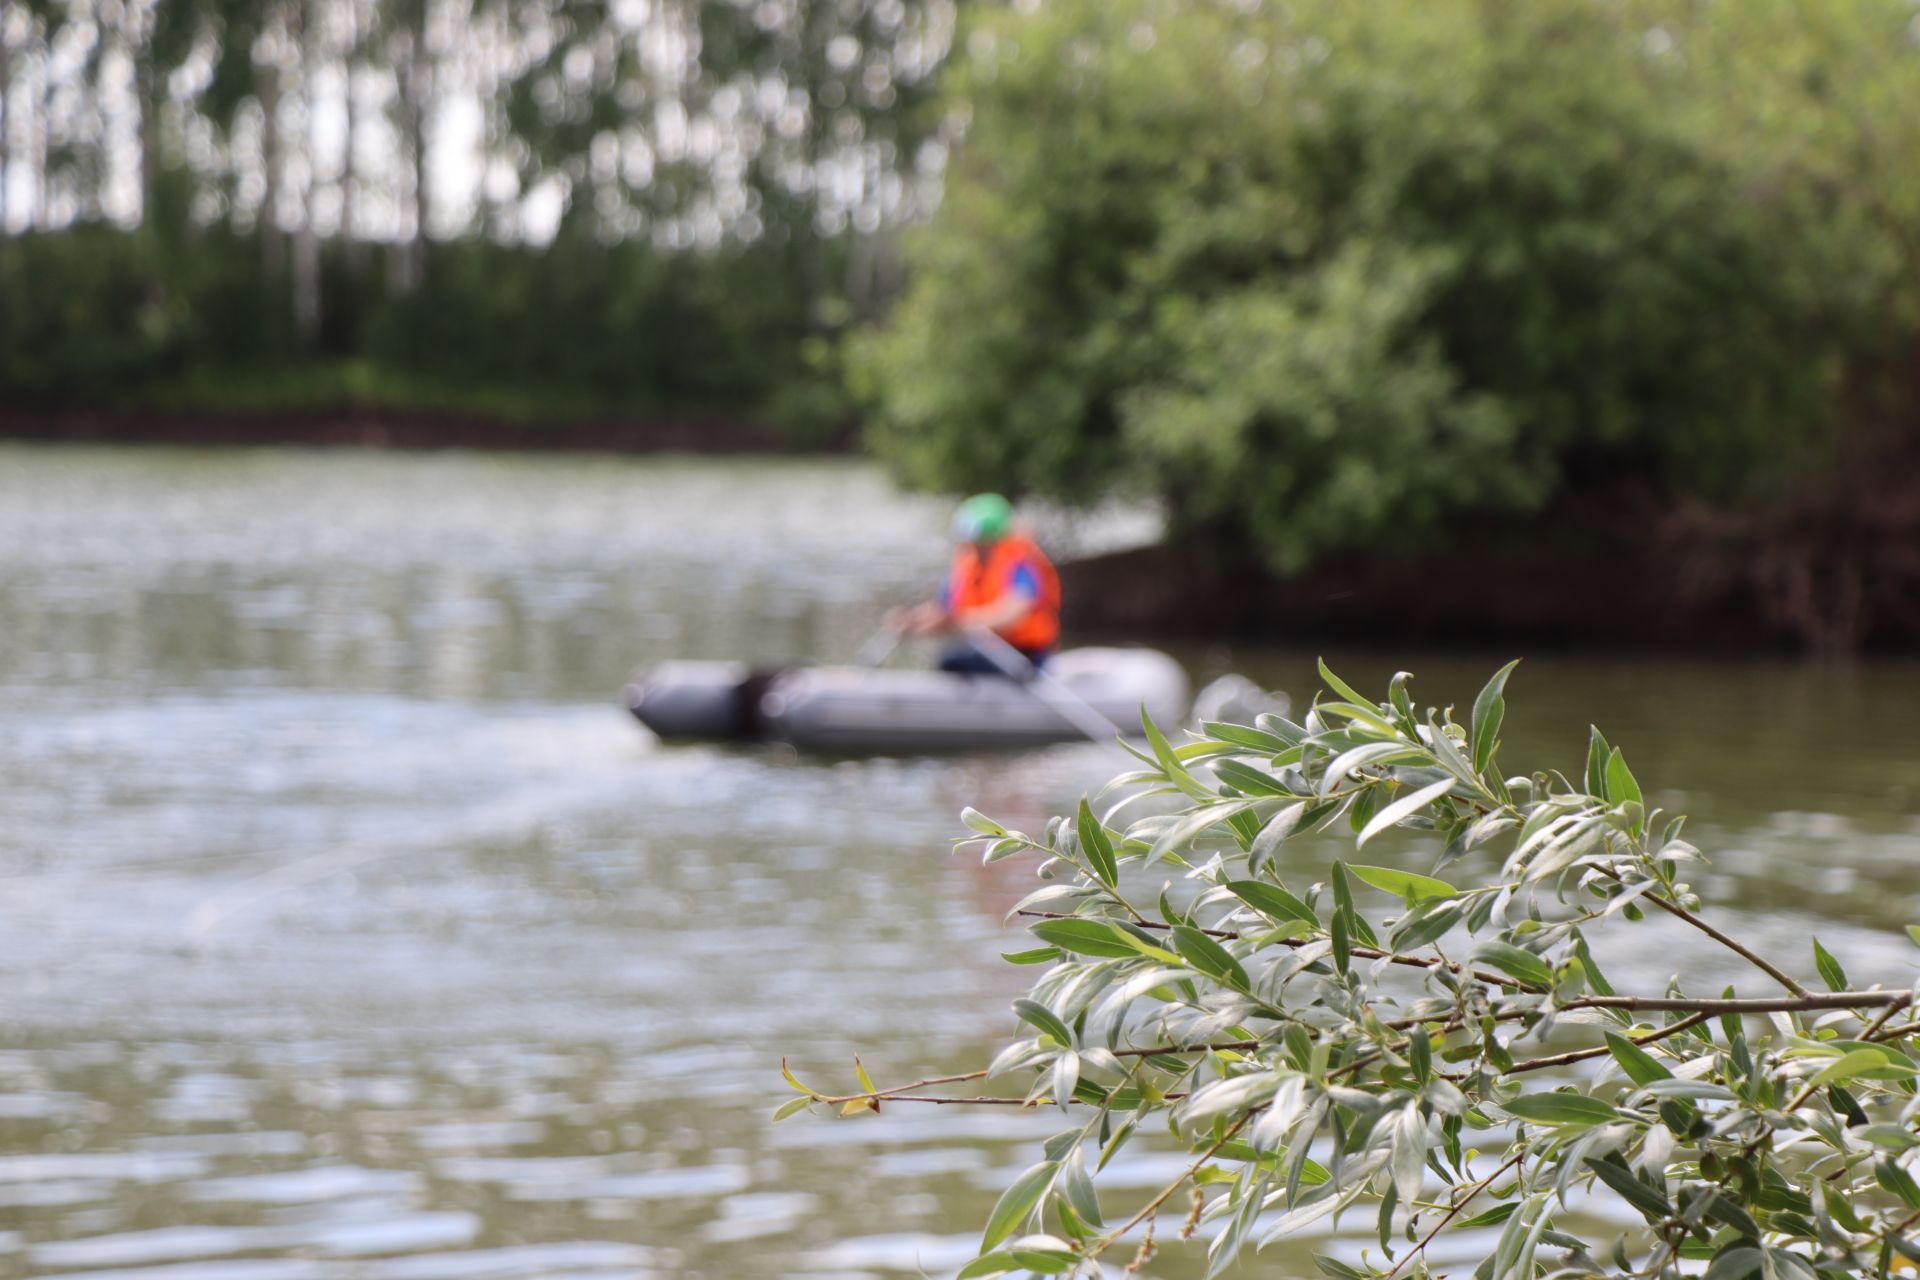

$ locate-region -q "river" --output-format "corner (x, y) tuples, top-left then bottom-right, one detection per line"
(0, 445), (1915, 1280)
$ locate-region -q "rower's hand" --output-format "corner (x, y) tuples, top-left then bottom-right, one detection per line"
(886, 604), (942, 635)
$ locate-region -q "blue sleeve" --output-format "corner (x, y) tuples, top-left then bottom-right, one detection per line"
(1008, 562), (1040, 601)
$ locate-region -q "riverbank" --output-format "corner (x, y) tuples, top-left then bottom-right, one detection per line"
(1060, 491), (1917, 655)
(0, 403), (849, 454)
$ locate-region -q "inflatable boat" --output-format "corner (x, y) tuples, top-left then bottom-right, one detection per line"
(625, 647), (1191, 754)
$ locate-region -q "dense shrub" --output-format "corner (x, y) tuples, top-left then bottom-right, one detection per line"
(855, 0), (1920, 573)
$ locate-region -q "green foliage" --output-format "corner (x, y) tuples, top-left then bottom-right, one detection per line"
(792, 662), (1920, 1277)
(0, 228), (845, 429)
(856, 0), (1920, 572)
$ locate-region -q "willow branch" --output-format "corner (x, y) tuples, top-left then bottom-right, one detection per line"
(811, 1041), (1251, 1107)
(1565, 992), (1903, 1014)
(1861, 994), (1914, 1041)
(1016, 910), (1540, 991)
(1596, 865), (1807, 996)
(1507, 1012), (1711, 1074)
(1385, 1146), (1529, 1280)
(1094, 1113), (1251, 1255)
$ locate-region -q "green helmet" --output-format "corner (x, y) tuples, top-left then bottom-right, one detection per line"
(951, 493), (1014, 544)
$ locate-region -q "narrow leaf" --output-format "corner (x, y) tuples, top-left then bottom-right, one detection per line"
(1605, 1032), (1672, 1087)
(1470, 659), (1520, 773)
(1226, 879), (1319, 927)
(1076, 798), (1118, 888)
(1029, 918), (1139, 958)
(1013, 998), (1073, 1047)
(1349, 859), (1457, 901)
(1811, 937), (1848, 993)
(1503, 1092), (1620, 1128)
(981, 1161), (1058, 1251)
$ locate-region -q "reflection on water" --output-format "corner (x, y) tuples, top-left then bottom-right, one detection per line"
(0, 446), (1916, 1279)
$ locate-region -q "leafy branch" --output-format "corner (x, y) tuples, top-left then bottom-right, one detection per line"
(782, 660), (1920, 1280)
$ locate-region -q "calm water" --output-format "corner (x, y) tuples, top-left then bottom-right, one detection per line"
(0, 445), (1917, 1280)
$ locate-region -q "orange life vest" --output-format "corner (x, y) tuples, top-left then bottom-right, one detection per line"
(948, 533), (1061, 652)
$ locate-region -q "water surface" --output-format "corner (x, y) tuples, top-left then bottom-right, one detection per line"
(1, 446), (1916, 1279)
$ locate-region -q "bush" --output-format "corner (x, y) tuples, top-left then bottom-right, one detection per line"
(854, 0), (1920, 573)
(782, 662), (1920, 1277)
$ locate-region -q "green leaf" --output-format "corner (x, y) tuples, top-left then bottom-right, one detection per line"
(1704, 1245), (1764, 1280)
(854, 1057), (877, 1093)
(1604, 747), (1642, 808)
(1605, 1032), (1672, 1086)
(1354, 777), (1460, 850)
(772, 1097), (810, 1121)
(1013, 998), (1073, 1047)
(1141, 710), (1207, 799)
(1312, 1253), (1370, 1280)
(961, 807), (1007, 836)
(1029, 918), (1139, 958)
(1316, 658), (1375, 711)
(1584, 728), (1611, 800)
(1000, 947), (1063, 965)
(1586, 1156), (1672, 1219)
(1472, 941), (1553, 989)
(1201, 721), (1293, 753)
(1502, 1092), (1621, 1128)
(1907, 924), (1920, 948)
(956, 1252), (1020, 1278)
(1811, 1048), (1912, 1088)
(1225, 879), (1319, 927)
(1076, 797), (1118, 888)
(1471, 659), (1520, 773)
(1211, 758), (1292, 797)
(1878, 1160), (1920, 1210)
(1458, 1202), (1520, 1229)
(1349, 860), (1457, 901)
(1170, 925), (1249, 989)
(1007, 1246), (1077, 1274)
(1389, 899), (1465, 953)
(981, 1161), (1058, 1250)
(1811, 936), (1848, 993)
(780, 1059), (816, 1095)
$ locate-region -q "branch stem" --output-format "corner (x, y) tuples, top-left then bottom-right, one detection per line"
(1597, 865), (1808, 996)
(1094, 1113), (1251, 1255)
(1016, 910), (1538, 991)
(1507, 1012), (1711, 1074)
(1566, 991), (1901, 1014)
(1385, 1146), (1528, 1280)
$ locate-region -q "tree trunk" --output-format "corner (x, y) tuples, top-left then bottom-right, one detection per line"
(342, 0), (364, 271)
(398, 20), (431, 293)
(0, 20), (11, 233)
(259, 30), (284, 276)
(291, 0), (321, 342)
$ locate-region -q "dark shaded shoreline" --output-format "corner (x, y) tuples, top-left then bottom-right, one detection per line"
(1059, 510), (1910, 656)
(0, 405), (850, 454)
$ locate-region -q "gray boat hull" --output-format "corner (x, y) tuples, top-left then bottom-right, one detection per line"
(626, 648), (1189, 754)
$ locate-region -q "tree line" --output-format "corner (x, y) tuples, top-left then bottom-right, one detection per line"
(856, 0), (1920, 650)
(0, 0), (954, 425)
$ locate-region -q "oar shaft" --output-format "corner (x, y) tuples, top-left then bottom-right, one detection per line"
(963, 627), (1122, 745)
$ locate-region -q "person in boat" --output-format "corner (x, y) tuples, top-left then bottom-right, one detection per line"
(887, 493), (1062, 676)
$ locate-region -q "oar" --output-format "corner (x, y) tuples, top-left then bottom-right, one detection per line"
(852, 624), (903, 669)
(963, 626), (1124, 746)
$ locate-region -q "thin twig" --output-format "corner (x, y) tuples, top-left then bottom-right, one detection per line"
(1596, 865), (1808, 996)
(1861, 994), (1913, 1041)
(1507, 1012), (1712, 1074)
(1094, 1113), (1252, 1255)
(810, 1041), (1253, 1107)
(1565, 992), (1902, 1014)
(1385, 1146), (1529, 1280)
